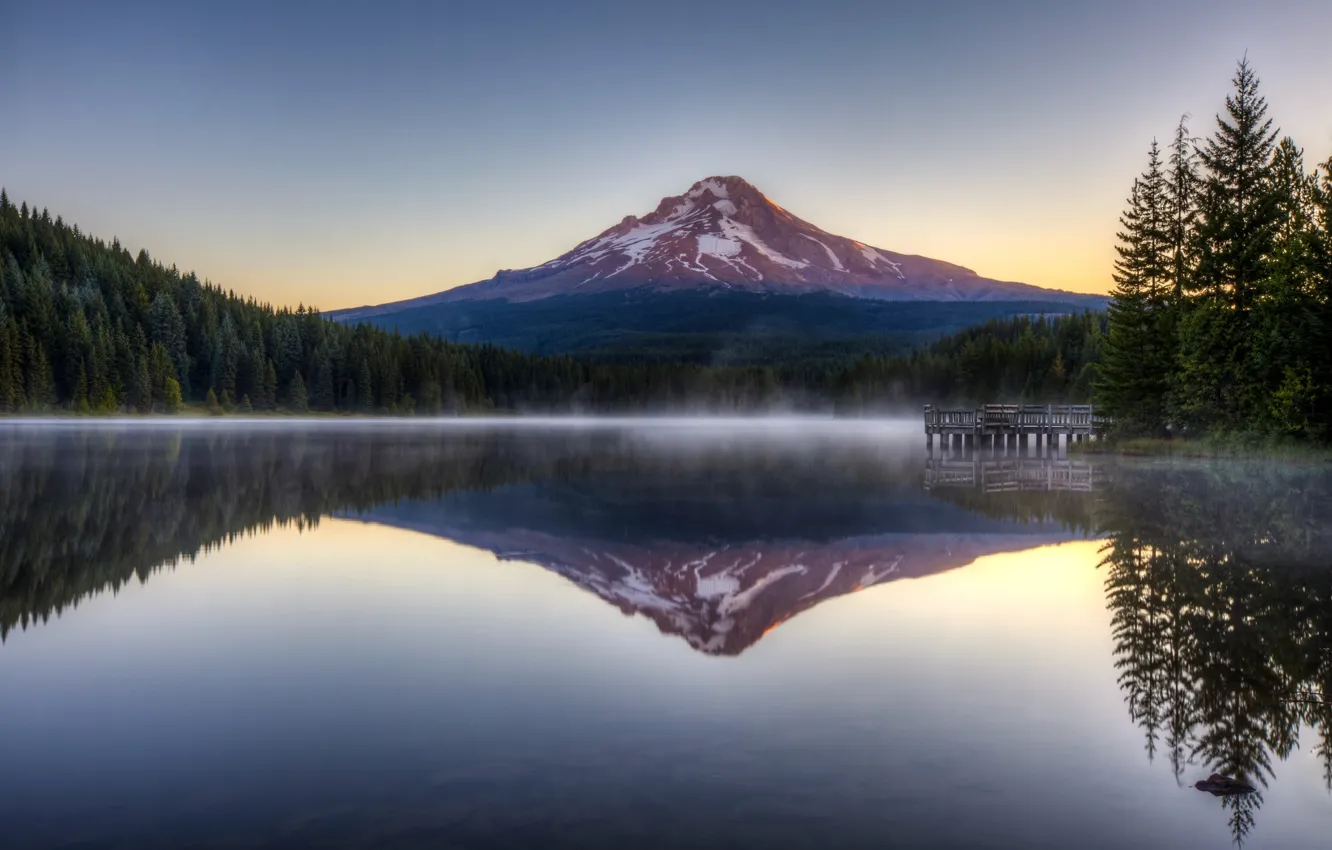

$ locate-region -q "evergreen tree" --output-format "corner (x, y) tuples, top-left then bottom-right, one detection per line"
(132, 355), (152, 412)
(149, 342), (173, 408)
(1165, 116), (1201, 297)
(287, 373), (308, 412)
(261, 360), (278, 410)
(211, 314), (241, 398)
(24, 335), (55, 410)
(95, 386), (118, 413)
(1314, 157), (1332, 429)
(311, 350), (336, 410)
(356, 358), (375, 412)
(1100, 143), (1172, 434)
(0, 305), (17, 412)
(161, 376), (184, 413)
(1177, 58), (1280, 430)
(148, 293), (190, 396)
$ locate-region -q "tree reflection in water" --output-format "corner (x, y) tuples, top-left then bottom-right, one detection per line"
(1098, 463), (1332, 845)
(928, 455), (1332, 845)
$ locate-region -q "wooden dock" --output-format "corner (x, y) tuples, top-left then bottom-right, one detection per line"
(924, 404), (1108, 453)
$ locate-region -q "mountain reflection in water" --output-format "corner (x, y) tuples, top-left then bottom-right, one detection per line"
(0, 422), (1329, 848)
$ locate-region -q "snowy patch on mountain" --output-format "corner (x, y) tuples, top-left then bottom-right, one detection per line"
(719, 217), (809, 269)
(858, 244), (906, 279)
(801, 233), (845, 271)
(698, 234), (741, 257)
(688, 178), (730, 200)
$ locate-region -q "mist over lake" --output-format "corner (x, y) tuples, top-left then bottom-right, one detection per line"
(1, 420), (1328, 849)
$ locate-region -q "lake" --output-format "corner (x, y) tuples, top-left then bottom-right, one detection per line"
(1, 419), (1328, 849)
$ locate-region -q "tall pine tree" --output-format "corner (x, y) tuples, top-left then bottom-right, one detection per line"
(1100, 142), (1172, 434)
(1176, 59), (1280, 431)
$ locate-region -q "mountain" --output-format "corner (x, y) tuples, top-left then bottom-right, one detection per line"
(338, 176), (1093, 317)
(329, 177), (1104, 361)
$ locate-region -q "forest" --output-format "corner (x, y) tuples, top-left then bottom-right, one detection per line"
(0, 188), (1101, 413)
(1099, 59), (1332, 442)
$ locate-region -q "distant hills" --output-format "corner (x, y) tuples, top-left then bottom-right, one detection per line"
(331, 177), (1105, 361)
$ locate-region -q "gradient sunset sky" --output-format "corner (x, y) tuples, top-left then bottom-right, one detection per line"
(3, 0), (1330, 309)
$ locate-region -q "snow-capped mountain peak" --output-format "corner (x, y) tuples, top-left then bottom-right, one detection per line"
(531, 175), (903, 293)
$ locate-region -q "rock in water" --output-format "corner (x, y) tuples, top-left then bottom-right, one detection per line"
(1194, 774), (1256, 796)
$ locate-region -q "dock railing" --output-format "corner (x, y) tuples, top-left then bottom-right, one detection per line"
(924, 403), (1106, 442)
(923, 405), (977, 430)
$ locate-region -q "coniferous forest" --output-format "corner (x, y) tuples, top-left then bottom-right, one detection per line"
(1099, 59), (1332, 442)
(0, 188), (1102, 414)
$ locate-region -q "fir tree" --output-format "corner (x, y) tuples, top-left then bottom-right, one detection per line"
(161, 376), (184, 413)
(1164, 122), (1202, 296)
(1315, 158), (1332, 429)
(148, 293), (190, 396)
(95, 387), (118, 413)
(25, 336), (55, 410)
(1177, 59), (1280, 430)
(0, 308), (17, 412)
(1194, 58), (1280, 311)
(312, 350), (336, 410)
(132, 353), (152, 412)
(1100, 143), (1172, 434)
(287, 373), (308, 412)
(356, 359), (375, 412)
(262, 360), (278, 410)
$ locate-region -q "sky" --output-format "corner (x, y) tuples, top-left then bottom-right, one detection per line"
(3, 0), (1331, 309)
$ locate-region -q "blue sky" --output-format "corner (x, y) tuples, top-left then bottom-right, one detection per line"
(3, 0), (1330, 307)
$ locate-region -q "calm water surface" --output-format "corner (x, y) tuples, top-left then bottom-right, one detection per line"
(0, 420), (1329, 849)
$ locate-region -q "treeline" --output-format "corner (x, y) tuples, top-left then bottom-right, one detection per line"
(0, 188), (1102, 414)
(827, 311), (1103, 411)
(1100, 59), (1332, 441)
(0, 195), (598, 415)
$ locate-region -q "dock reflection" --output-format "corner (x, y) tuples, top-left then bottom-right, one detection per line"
(924, 452), (1099, 493)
